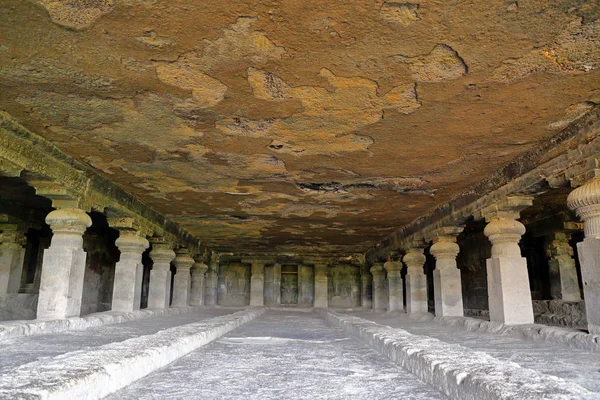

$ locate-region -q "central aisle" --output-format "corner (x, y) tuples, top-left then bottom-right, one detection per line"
(109, 311), (444, 400)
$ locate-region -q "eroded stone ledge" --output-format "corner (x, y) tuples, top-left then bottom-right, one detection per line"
(0, 307), (265, 400)
(322, 310), (594, 400)
(0, 305), (217, 343)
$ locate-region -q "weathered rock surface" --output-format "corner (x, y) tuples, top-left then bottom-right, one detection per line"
(0, 0), (599, 255)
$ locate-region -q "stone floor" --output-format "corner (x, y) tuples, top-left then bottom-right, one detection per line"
(354, 311), (600, 393)
(108, 311), (444, 400)
(0, 308), (237, 375)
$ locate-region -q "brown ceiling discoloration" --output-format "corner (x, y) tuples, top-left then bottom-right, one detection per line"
(1, 0), (599, 256)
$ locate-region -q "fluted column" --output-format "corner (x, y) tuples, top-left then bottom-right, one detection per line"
(361, 268), (373, 308)
(204, 260), (218, 306)
(111, 232), (149, 312)
(147, 240), (175, 309)
(384, 259), (404, 311)
(190, 259), (208, 306)
(482, 196), (534, 324)
(37, 208), (92, 320)
(370, 263), (387, 311)
(430, 227), (464, 317)
(314, 263), (328, 308)
(547, 231), (581, 302)
(172, 248), (194, 307)
(0, 225), (27, 293)
(567, 177), (600, 334)
(403, 248), (427, 314)
(249, 260), (266, 306)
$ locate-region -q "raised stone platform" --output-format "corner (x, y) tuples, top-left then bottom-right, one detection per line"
(323, 310), (595, 400)
(0, 308), (264, 400)
(0, 305), (218, 342)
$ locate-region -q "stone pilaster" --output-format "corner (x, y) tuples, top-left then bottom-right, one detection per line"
(36, 208), (92, 320)
(249, 260), (266, 306)
(111, 231), (149, 312)
(361, 269), (373, 308)
(370, 263), (387, 311)
(384, 259), (404, 311)
(204, 260), (218, 306)
(0, 225), (27, 294)
(314, 263), (328, 308)
(546, 231), (581, 302)
(403, 248), (427, 314)
(567, 176), (600, 334)
(147, 240), (175, 309)
(171, 248), (194, 307)
(430, 227), (464, 317)
(190, 259), (208, 306)
(482, 196), (534, 325)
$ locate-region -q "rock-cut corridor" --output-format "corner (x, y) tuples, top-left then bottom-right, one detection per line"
(0, 308), (598, 399)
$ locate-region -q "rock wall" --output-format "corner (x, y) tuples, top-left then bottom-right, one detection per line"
(264, 264), (281, 306)
(298, 265), (314, 306)
(217, 262), (250, 306)
(328, 264), (361, 308)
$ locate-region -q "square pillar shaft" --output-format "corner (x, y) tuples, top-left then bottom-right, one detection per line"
(36, 208), (92, 320)
(190, 262), (208, 306)
(172, 250), (194, 307)
(314, 264), (328, 308)
(111, 234), (149, 312)
(204, 264), (218, 306)
(0, 238), (25, 293)
(147, 244), (175, 309)
(250, 262), (265, 306)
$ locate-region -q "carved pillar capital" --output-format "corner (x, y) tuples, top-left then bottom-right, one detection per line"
(369, 263), (385, 276)
(191, 260), (209, 275)
(402, 247), (425, 275)
(173, 248), (195, 271)
(567, 177), (600, 238)
(115, 232), (149, 254)
(383, 260), (403, 273)
(483, 216), (525, 256)
(45, 208), (91, 236)
(149, 239), (176, 264)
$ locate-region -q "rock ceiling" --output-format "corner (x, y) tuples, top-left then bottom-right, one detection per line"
(0, 0), (599, 255)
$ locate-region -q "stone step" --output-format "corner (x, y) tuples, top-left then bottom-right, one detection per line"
(323, 310), (595, 400)
(0, 308), (265, 400)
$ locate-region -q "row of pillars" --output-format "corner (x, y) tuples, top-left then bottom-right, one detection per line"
(366, 176), (600, 336)
(18, 207), (214, 320)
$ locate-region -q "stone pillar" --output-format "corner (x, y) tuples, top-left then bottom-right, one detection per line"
(384, 259), (404, 311)
(430, 227), (464, 317)
(190, 259), (208, 306)
(547, 231), (581, 302)
(567, 177), (600, 334)
(36, 208), (92, 320)
(147, 241), (175, 309)
(111, 232), (149, 312)
(0, 225), (26, 293)
(204, 260), (218, 306)
(249, 260), (265, 306)
(171, 248), (194, 307)
(361, 269), (373, 308)
(370, 263), (387, 311)
(403, 247), (427, 314)
(482, 196), (534, 325)
(314, 263), (328, 308)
